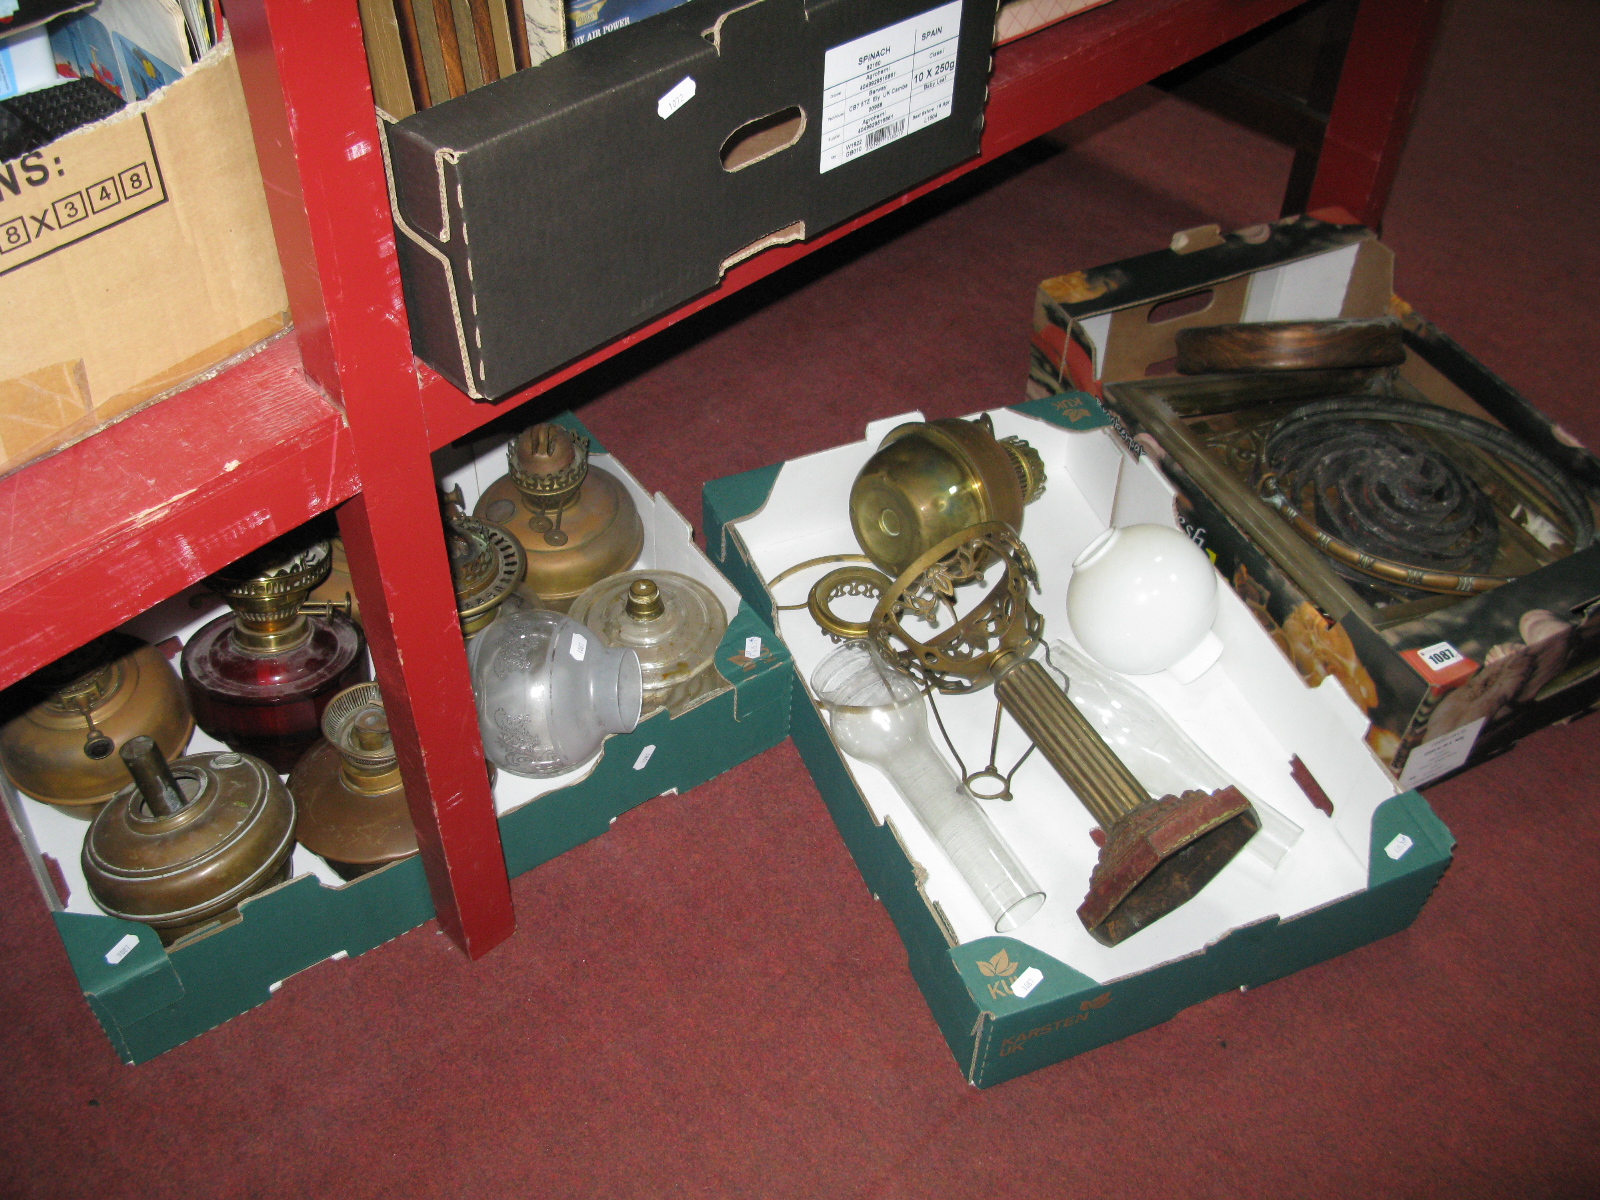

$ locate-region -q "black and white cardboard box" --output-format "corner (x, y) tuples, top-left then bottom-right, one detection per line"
(383, 0), (995, 397)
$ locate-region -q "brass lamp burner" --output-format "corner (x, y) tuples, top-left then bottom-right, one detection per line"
(207, 537), (334, 654)
(868, 523), (1258, 946)
(507, 422), (591, 528)
(444, 489), (527, 638)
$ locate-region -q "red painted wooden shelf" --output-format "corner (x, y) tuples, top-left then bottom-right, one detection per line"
(1, 0), (1441, 958)
(0, 334), (356, 692)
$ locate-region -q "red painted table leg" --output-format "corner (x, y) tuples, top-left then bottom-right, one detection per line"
(231, 0), (514, 957)
(1308, 0), (1445, 229)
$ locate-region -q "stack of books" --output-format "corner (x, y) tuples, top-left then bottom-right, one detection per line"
(357, 0), (567, 117)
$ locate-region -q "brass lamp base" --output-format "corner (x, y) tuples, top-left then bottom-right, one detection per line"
(1078, 787), (1260, 947)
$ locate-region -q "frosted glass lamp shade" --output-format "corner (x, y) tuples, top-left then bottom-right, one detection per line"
(467, 608), (642, 778)
(1066, 524), (1221, 680)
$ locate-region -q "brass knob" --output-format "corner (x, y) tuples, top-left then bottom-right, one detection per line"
(625, 578), (664, 621)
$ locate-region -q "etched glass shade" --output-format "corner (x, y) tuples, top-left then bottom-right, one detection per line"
(467, 607), (642, 778)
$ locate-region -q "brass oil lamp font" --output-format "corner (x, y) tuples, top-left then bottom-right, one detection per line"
(0, 634), (194, 818)
(472, 423), (643, 612)
(83, 737), (296, 944)
(289, 683), (421, 880)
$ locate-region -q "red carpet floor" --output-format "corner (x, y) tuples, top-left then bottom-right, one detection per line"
(3, 0), (1598, 1195)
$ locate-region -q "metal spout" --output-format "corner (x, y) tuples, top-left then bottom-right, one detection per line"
(121, 736), (186, 818)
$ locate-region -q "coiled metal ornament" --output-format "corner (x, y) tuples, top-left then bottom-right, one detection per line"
(1258, 397), (1594, 596)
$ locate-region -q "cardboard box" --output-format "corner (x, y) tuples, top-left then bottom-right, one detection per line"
(1027, 215), (1600, 788)
(993, 0), (1110, 47)
(567, 0), (692, 46)
(3, 414), (789, 1063)
(704, 402), (1451, 1086)
(0, 39), (288, 478)
(383, 0), (995, 397)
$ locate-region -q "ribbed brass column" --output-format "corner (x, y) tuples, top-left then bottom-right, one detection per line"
(993, 659), (1146, 829)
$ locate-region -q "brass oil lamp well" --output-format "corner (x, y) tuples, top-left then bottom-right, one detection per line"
(181, 534), (368, 773)
(289, 683), (419, 880)
(472, 422), (643, 612)
(850, 414), (1046, 580)
(867, 524), (1259, 947)
(569, 571), (729, 717)
(0, 633), (194, 819)
(83, 736), (296, 944)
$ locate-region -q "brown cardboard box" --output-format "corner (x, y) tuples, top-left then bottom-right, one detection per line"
(1026, 215), (1600, 789)
(0, 40), (288, 477)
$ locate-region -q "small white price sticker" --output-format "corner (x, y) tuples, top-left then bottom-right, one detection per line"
(105, 933), (140, 965)
(570, 633), (587, 662)
(744, 636), (763, 660)
(1385, 833), (1415, 860)
(1417, 641), (1464, 671)
(1011, 966), (1043, 998)
(657, 75), (696, 120)
(633, 744), (656, 770)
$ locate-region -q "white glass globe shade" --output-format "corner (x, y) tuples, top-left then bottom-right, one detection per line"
(1066, 524), (1220, 678)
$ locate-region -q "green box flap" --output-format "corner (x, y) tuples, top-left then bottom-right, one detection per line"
(1010, 392), (1113, 431)
(55, 912), (183, 1022)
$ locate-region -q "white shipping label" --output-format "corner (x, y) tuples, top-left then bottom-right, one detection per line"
(744, 636), (763, 660)
(105, 933), (141, 965)
(1397, 717), (1485, 790)
(1416, 641), (1465, 672)
(1011, 966), (1043, 999)
(657, 75), (696, 120)
(570, 633), (588, 662)
(819, 0), (962, 174)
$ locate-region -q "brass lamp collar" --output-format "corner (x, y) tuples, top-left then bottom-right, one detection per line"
(209, 540), (333, 656)
(508, 426), (590, 515)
